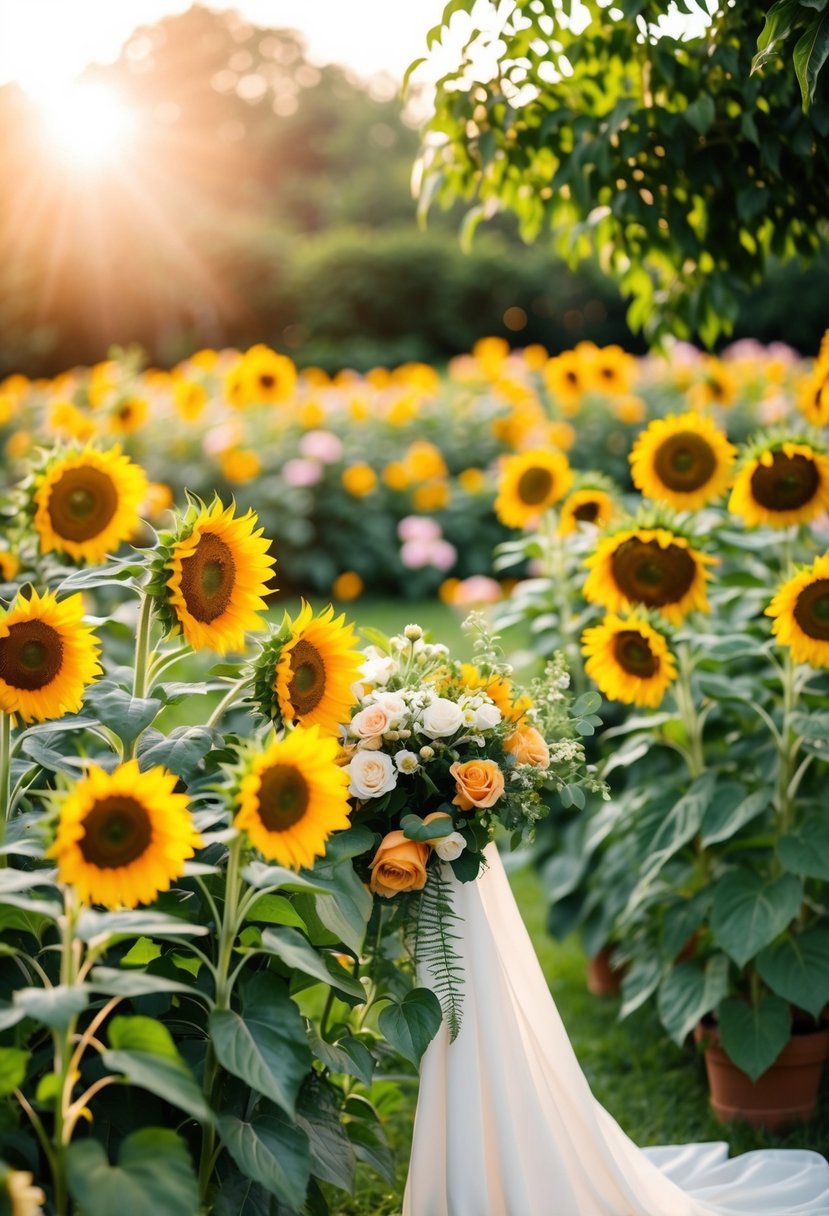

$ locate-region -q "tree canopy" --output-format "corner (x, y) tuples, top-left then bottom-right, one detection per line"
(412, 1), (829, 345)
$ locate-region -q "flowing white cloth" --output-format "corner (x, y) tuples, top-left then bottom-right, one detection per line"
(403, 844), (829, 1216)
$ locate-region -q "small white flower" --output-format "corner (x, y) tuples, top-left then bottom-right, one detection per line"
(473, 702), (502, 730)
(420, 697), (464, 738)
(419, 745), (435, 760)
(404, 623), (423, 640)
(394, 749), (420, 774)
(347, 751), (397, 799)
(360, 653), (397, 686)
(434, 832), (467, 862)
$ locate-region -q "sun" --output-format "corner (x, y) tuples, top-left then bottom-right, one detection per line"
(37, 81), (137, 169)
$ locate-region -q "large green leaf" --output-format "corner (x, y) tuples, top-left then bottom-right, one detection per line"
(756, 928), (829, 1018)
(779, 814), (829, 879)
(620, 955), (661, 1020)
(0, 1047), (29, 1096)
(84, 684), (162, 751)
(261, 926), (365, 1001)
(701, 788), (768, 847)
(103, 1050), (212, 1123)
(347, 1119), (396, 1186)
(310, 861), (373, 955)
(307, 1032), (374, 1087)
(794, 12), (829, 106)
(753, 0), (800, 71)
(76, 908), (208, 943)
(657, 956), (730, 1046)
(641, 773), (716, 880)
(137, 726), (214, 782)
(712, 869), (803, 968)
(245, 894), (307, 930)
(717, 995), (791, 1082)
(209, 972), (310, 1116)
(377, 988), (442, 1066)
(88, 966), (199, 1000)
(66, 1129), (199, 1216)
(217, 1111), (310, 1211)
(296, 1078), (355, 1192)
(14, 985), (89, 1030)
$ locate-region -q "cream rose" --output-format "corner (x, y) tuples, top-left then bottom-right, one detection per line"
(420, 697), (464, 738)
(449, 759), (505, 810)
(473, 702), (502, 730)
(350, 703), (392, 741)
(423, 811), (467, 862)
(505, 725), (550, 768)
(369, 831), (429, 897)
(347, 750), (397, 800)
(371, 690), (407, 725)
(360, 654), (397, 686)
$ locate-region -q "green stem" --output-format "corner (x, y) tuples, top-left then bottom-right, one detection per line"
(775, 649), (800, 838)
(198, 836), (244, 1206)
(206, 676), (252, 730)
(52, 892), (81, 1216)
(0, 711), (11, 859)
(674, 644), (704, 779)
(542, 511), (585, 695)
(132, 592), (155, 705)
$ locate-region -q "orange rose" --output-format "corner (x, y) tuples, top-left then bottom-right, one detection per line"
(449, 759), (505, 811)
(504, 725), (550, 768)
(369, 831), (429, 898)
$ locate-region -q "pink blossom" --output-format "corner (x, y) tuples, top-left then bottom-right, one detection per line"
(398, 515), (442, 543)
(452, 576), (502, 606)
(299, 430), (343, 463)
(203, 422), (241, 456)
(283, 458), (323, 487)
(430, 539), (458, 572)
(400, 539), (433, 569)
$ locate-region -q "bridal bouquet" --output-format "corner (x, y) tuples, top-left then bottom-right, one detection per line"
(335, 616), (606, 1036)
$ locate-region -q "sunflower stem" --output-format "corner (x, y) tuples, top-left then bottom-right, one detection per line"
(132, 592), (155, 705)
(0, 712), (11, 855)
(206, 676), (252, 730)
(675, 644), (704, 779)
(542, 511), (584, 695)
(52, 890), (82, 1216)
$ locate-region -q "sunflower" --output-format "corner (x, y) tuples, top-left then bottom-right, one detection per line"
(241, 345), (298, 406)
(254, 601), (361, 735)
(543, 351), (588, 413)
(581, 613), (677, 708)
(33, 446), (148, 564)
(49, 762), (201, 908)
(583, 526), (713, 623)
(766, 553), (829, 667)
(495, 449), (573, 529)
(235, 726), (351, 869)
(797, 334), (829, 427)
(0, 590), (101, 724)
(162, 500), (276, 653)
(108, 396), (149, 435)
(591, 345), (637, 396)
(0, 550), (19, 582)
(558, 487), (616, 536)
(629, 411), (736, 511)
(728, 440), (829, 528)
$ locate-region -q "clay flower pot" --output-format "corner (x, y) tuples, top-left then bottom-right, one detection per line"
(694, 1021), (829, 1132)
(585, 945), (625, 996)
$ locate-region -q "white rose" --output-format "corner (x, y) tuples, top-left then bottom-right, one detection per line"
(370, 691), (407, 725)
(434, 832), (467, 862)
(351, 704), (392, 740)
(361, 655), (397, 686)
(420, 697), (464, 738)
(347, 750), (397, 800)
(473, 702), (502, 730)
(394, 749), (420, 774)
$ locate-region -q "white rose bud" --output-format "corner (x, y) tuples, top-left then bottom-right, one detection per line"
(394, 749), (420, 774)
(346, 751), (398, 800)
(419, 745), (435, 760)
(420, 697), (464, 738)
(434, 832), (467, 862)
(473, 702), (502, 730)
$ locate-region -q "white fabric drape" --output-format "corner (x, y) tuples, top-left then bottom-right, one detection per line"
(403, 844), (829, 1216)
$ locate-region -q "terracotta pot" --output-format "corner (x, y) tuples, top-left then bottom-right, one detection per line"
(585, 945), (624, 996)
(694, 1021), (829, 1131)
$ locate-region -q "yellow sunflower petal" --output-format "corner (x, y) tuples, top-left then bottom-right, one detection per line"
(558, 489), (616, 536)
(495, 448), (573, 529)
(729, 442), (829, 529)
(273, 601), (362, 735)
(581, 613), (677, 708)
(583, 527), (714, 624)
(629, 411), (736, 511)
(235, 725), (351, 869)
(48, 761), (201, 909)
(766, 552), (829, 667)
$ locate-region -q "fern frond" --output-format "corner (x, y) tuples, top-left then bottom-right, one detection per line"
(414, 864), (465, 1041)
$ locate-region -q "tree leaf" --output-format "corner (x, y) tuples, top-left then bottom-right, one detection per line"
(66, 1129), (199, 1216)
(717, 995), (791, 1082)
(794, 12), (829, 107)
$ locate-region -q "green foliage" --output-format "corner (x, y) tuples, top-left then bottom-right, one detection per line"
(411, 865), (465, 1040)
(414, 1), (829, 346)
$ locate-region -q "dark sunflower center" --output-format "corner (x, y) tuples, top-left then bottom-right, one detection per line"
(0, 620), (64, 691)
(599, 367), (615, 381)
(256, 763), (310, 832)
(118, 404), (134, 421)
(79, 796), (153, 869)
(610, 538), (696, 608)
(259, 373), (275, 389)
(613, 629), (659, 677)
(750, 452), (820, 512)
(517, 467), (555, 507)
(288, 639), (326, 714)
(179, 532), (236, 623)
(564, 370), (579, 386)
(574, 500), (600, 523)
(794, 579), (829, 642)
(653, 431), (717, 492)
(47, 466), (119, 542)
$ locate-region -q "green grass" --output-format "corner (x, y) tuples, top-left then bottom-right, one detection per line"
(342, 864), (829, 1215)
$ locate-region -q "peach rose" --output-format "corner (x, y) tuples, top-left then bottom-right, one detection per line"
(449, 759), (505, 811)
(504, 725), (550, 768)
(350, 703), (392, 742)
(369, 830), (429, 897)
